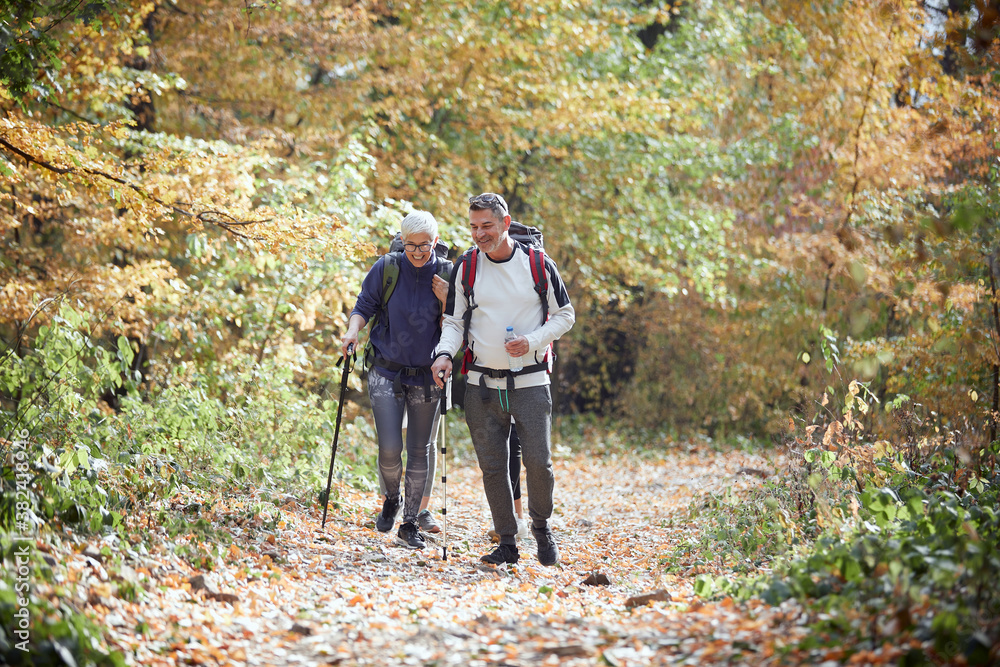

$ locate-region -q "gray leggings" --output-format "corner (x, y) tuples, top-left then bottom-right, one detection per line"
(368, 370), (441, 524)
(382, 415), (516, 501)
(378, 413), (439, 498)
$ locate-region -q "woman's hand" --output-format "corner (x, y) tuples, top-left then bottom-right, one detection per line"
(341, 330), (359, 358)
(432, 274), (449, 308)
(341, 313), (366, 358)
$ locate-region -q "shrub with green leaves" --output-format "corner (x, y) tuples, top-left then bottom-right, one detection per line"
(0, 302), (378, 539)
(689, 435), (1000, 664)
(0, 543), (124, 666)
(1, 306), (140, 533)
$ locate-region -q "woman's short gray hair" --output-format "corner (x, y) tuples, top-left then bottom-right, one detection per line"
(400, 210), (438, 240)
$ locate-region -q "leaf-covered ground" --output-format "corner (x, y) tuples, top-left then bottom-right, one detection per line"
(50, 444), (848, 666)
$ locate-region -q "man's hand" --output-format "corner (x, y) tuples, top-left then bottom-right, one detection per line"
(504, 334), (529, 357)
(431, 356), (452, 388)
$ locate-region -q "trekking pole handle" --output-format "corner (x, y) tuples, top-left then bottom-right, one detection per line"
(337, 343), (356, 369)
(438, 371), (449, 416)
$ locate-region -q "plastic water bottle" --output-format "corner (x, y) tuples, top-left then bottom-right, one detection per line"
(505, 326), (523, 372)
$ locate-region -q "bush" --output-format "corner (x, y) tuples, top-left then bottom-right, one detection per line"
(0, 543), (124, 666)
(0, 304), (379, 538)
(684, 383), (1000, 663)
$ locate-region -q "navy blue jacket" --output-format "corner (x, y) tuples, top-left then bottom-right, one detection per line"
(351, 253), (449, 386)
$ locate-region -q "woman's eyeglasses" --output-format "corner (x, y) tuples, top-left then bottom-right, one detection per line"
(403, 242), (433, 252)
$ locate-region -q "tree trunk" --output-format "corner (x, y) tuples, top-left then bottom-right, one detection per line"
(988, 251), (1000, 472)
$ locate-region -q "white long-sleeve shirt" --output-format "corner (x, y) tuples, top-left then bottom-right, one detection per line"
(434, 243), (575, 389)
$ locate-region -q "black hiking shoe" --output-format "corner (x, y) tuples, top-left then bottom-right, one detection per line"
(394, 521), (426, 549)
(480, 544), (519, 565)
(532, 526), (559, 566)
(376, 494), (401, 533)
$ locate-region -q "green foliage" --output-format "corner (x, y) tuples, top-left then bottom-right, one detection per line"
(0, 541), (124, 665)
(670, 467), (820, 577)
(2, 305), (134, 442)
(683, 426), (1000, 661)
(0, 0), (113, 103)
(1, 305), (143, 534)
(0, 301), (379, 540)
(724, 485), (1000, 662)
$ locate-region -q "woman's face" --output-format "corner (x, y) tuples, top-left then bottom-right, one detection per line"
(402, 231), (437, 268)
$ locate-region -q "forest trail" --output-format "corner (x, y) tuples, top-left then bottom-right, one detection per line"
(69, 444), (816, 666)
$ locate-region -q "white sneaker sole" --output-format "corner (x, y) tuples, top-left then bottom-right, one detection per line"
(394, 536), (425, 550)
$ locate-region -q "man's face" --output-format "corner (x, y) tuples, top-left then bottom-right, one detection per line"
(469, 208), (510, 255)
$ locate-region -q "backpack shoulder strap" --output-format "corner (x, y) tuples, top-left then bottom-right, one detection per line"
(458, 248), (479, 373)
(527, 247), (549, 323)
(431, 257), (451, 316)
(380, 252), (402, 309)
(460, 247), (478, 298)
(527, 247), (556, 373)
(364, 253), (400, 374)
(435, 262), (451, 281)
(435, 255), (452, 287)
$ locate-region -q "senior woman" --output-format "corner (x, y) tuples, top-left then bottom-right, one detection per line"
(341, 211), (450, 550)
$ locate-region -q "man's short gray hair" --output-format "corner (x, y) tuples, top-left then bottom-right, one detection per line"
(468, 193), (509, 221)
(401, 210), (438, 240)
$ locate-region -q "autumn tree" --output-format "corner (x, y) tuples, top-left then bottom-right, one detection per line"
(619, 0), (1000, 441)
(3, 0), (997, 447)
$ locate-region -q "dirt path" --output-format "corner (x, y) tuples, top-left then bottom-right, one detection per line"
(76, 445), (813, 666)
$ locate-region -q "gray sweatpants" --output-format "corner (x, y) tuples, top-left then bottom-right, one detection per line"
(367, 370), (441, 524)
(465, 384), (554, 546)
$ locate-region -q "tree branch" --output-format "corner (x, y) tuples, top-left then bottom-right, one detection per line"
(842, 56), (879, 231)
(42, 99), (100, 124)
(0, 136), (271, 240)
(40, 0), (88, 35)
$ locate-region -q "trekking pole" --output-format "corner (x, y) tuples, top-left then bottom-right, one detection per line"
(321, 344), (355, 531)
(438, 370), (451, 560)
